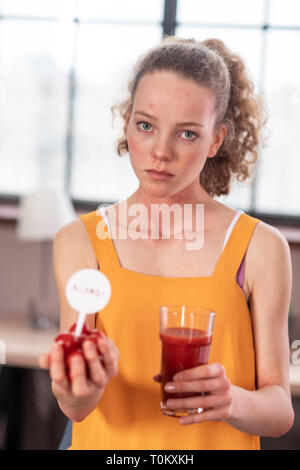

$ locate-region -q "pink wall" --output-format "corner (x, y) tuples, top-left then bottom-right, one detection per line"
(0, 222), (59, 323)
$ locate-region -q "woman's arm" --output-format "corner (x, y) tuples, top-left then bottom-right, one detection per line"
(39, 219), (119, 422)
(226, 222), (294, 436)
(53, 218), (98, 331)
(163, 222), (294, 436)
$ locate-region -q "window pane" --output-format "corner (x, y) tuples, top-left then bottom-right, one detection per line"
(217, 179), (256, 212)
(269, 0), (300, 26)
(0, 20), (73, 195)
(256, 30), (300, 216)
(77, 0), (164, 22)
(71, 24), (162, 202)
(177, 0), (265, 25)
(0, 0), (76, 18)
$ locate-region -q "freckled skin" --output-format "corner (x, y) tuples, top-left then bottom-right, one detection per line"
(125, 71), (226, 201)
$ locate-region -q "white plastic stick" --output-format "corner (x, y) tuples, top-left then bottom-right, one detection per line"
(75, 312), (86, 337)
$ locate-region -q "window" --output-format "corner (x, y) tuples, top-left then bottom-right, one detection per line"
(0, 16), (73, 194)
(256, 29), (300, 215)
(176, 0), (300, 217)
(72, 23), (162, 202)
(0, 0), (299, 218)
(0, 0), (163, 201)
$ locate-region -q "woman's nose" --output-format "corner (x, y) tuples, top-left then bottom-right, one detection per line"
(151, 136), (173, 161)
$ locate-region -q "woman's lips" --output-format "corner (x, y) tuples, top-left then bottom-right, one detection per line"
(145, 170), (174, 181)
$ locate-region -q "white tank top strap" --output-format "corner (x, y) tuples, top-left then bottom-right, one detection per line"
(221, 209), (244, 252)
(98, 205), (112, 235)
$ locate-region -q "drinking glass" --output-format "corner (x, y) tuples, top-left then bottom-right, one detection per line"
(160, 305), (215, 417)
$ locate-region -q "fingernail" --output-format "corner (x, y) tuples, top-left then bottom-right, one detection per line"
(165, 384), (175, 391)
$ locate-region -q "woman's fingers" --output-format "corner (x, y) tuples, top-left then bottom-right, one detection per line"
(165, 377), (230, 395)
(42, 333), (119, 397)
(166, 389), (232, 411)
(38, 352), (50, 369)
(69, 352), (91, 397)
(179, 405), (231, 425)
(49, 343), (69, 389)
(82, 341), (107, 387)
(172, 363), (225, 382)
(80, 336), (119, 388)
(97, 337), (118, 380)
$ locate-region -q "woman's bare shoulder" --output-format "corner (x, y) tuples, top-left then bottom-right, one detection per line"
(55, 217), (89, 242)
(246, 219), (292, 293)
(249, 219), (290, 252)
(53, 217), (98, 270)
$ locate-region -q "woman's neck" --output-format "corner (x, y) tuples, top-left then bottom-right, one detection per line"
(127, 184), (216, 210)
(107, 186), (221, 240)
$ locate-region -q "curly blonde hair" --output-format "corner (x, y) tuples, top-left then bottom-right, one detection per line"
(111, 35), (268, 197)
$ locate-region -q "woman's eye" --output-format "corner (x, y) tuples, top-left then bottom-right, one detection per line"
(137, 121), (152, 132)
(182, 130), (197, 140)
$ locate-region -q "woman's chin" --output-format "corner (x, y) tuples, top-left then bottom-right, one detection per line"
(142, 182), (177, 199)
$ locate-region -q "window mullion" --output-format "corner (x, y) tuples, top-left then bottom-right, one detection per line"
(163, 0), (177, 36)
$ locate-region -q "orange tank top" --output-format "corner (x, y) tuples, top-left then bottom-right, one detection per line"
(69, 209), (261, 450)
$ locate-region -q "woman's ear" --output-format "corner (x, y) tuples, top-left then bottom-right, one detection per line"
(207, 124), (227, 158)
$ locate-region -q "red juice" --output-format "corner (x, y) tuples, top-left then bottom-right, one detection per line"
(160, 327), (212, 403)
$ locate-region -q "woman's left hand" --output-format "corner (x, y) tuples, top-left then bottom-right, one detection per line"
(161, 363), (234, 425)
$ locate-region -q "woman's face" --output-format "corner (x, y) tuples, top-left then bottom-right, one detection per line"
(125, 71), (226, 200)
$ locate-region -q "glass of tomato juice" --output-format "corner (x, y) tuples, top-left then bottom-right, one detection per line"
(160, 305), (215, 417)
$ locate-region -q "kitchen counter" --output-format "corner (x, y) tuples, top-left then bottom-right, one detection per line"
(0, 316), (58, 368)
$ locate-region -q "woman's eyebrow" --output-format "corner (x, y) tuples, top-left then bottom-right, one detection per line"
(134, 110), (204, 127)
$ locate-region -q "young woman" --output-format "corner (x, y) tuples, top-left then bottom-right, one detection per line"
(39, 36), (294, 450)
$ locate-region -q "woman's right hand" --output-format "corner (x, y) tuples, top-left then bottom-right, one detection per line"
(38, 334), (119, 421)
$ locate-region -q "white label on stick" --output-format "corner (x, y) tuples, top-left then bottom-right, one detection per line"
(66, 268), (111, 314)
